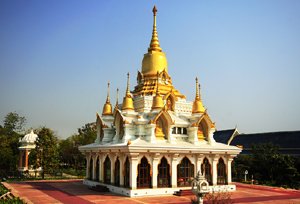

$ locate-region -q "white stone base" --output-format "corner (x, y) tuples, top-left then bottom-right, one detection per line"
(83, 180), (236, 197)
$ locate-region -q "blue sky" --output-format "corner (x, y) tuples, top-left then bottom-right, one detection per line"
(0, 0), (299, 138)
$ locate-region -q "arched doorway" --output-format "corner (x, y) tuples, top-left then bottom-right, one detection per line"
(217, 158), (227, 185)
(95, 157), (100, 181)
(124, 157), (130, 188)
(158, 157), (170, 187)
(177, 157), (194, 187)
(115, 157), (120, 186)
(89, 157), (93, 180)
(137, 157), (151, 188)
(104, 156), (111, 184)
(201, 158), (212, 185)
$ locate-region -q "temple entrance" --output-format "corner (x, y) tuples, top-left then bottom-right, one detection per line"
(124, 157), (130, 188)
(137, 157), (151, 188)
(115, 158), (120, 186)
(104, 156), (111, 184)
(177, 157), (194, 187)
(158, 157), (170, 187)
(201, 158), (212, 185)
(217, 158), (227, 185)
(95, 157), (99, 181)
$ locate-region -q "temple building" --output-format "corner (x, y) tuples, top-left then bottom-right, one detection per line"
(79, 6), (241, 197)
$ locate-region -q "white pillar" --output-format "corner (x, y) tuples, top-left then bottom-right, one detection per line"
(227, 157), (233, 184)
(120, 156), (124, 186)
(110, 155), (115, 184)
(171, 154), (179, 188)
(92, 155), (96, 180)
(98, 154), (102, 182)
(86, 155), (90, 179)
(130, 154), (139, 190)
(196, 155), (203, 174)
(100, 155), (104, 182)
(212, 156), (219, 185)
(152, 153), (160, 188)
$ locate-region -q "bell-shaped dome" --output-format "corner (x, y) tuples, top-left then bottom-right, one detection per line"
(21, 130), (38, 144)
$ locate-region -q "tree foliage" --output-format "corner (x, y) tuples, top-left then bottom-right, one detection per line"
(29, 127), (59, 178)
(3, 112), (26, 133)
(58, 123), (96, 174)
(233, 143), (300, 189)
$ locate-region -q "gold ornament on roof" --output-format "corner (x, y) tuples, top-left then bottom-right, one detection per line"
(192, 77), (206, 114)
(102, 82), (113, 116)
(141, 6), (168, 76)
(122, 73), (135, 110)
(152, 72), (164, 110)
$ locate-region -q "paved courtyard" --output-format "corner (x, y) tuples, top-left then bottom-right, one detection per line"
(3, 180), (300, 204)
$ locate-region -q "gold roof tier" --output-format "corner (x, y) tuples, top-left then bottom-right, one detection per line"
(152, 73), (164, 110)
(102, 82), (113, 116)
(141, 6), (168, 76)
(122, 73), (134, 111)
(192, 77), (206, 114)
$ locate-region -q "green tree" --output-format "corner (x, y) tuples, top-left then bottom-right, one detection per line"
(30, 127), (59, 179)
(3, 112), (26, 133)
(58, 123), (96, 175)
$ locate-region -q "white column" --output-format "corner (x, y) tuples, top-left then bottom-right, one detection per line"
(212, 156), (219, 185)
(120, 156), (124, 186)
(98, 154), (102, 182)
(196, 155), (203, 174)
(227, 157), (233, 184)
(86, 155), (90, 179)
(171, 154), (179, 188)
(152, 154), (160, 188)
(92, 155), (96, 180)
(110, 155), (115, 184)
(100, 155), (104, 182)
(130, 154), (139, 190)
(188, 127), (198, 144)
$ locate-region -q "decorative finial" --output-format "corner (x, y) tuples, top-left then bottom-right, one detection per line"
(126, 73), (130, 96)
(115, 88), (119, 109)
(195, 77), (200, 100)
(148, 6), (162, 52)
(106, 82), (111, 103)
(153, 5), (157, 16)
(156, 71), (160, 95)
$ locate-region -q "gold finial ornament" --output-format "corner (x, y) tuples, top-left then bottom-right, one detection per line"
(192, 77), (205, 114)
(152, 72), (164, 110)
(102, 82), (113, 115)
(122, 73), (135, 110)
(141, 6), (168, 76)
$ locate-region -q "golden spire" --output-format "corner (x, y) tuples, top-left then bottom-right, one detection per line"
(192, 77), (205, 114)
(114, 88), (119, 111)
(152, 72), (164, 110)
(122, 73), (134, 110)
(148, 6), (162, 52)
(102, 82), (113, 116)
(141, 6), (168, 76)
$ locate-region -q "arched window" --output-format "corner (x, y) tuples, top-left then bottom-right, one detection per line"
(217, 158), (227, 185)
(89, 157), (93, 180)
(115, 158), (120, 186)
(104, 156), (111, 184)
(158, 157), (170, 187)
(177, 157), (194, 187)
(201, 158), (212, 185)
(124, 157), (130, 188)
(95, 157), (100, 181)
(166, 97), (174, 111)
(137, 157), (151, 188)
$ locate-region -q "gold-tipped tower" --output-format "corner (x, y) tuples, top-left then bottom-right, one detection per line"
(192, 77), (205, 114)
(122, 73), (134, 110)
(102, 82), (113, 116)
(114, 88), (119, 112)
(152, 72), (164, 110)
(141, 6), (168, 76)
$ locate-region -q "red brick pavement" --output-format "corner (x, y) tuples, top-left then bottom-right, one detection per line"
(3, 180), (300, 204)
